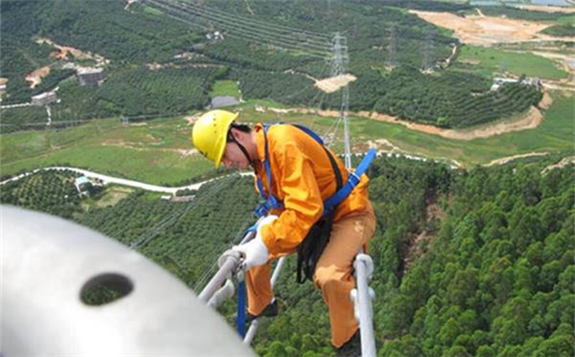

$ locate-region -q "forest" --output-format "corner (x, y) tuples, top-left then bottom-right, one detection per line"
(1, 0), (544, 131)
(1, 155), (573, 357)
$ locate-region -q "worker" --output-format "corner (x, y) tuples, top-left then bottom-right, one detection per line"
(191, 109), (376, 356)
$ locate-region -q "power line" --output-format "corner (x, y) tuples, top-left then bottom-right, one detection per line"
(141, 0), (331, 58)
(176, 0), (332, 46)
(386, 23), (398, 69)
(164, 0), (331, 41)
(129, 174), (238, 250)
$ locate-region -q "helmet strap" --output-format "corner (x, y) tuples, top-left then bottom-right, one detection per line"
(227, 129), (255, 168)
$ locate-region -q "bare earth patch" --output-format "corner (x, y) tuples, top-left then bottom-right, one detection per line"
(178, 149), (198, 157)
(539, 91), (554, 109)
(102, 141), (198, 158)
(409, 10), (575, 45)
(25, 66), (51, 89)
(315, 74), (357, 93)
(366, 138), (402, 153)
(510, 4), (575, 13)
(366, 106), (544, 140)
(36, 37), (109, 66)
(185, 113), (202, 124)
(485, 152), (548, 166)
(542, 156), (575, 174)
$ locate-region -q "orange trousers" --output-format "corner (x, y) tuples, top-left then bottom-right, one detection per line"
(245, 202), (376, 347)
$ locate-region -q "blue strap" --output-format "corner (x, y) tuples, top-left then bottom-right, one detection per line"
(245, 223), (258, 234)
(236, 281), (246, 337)
(292, 124), (324, 146)
(322, 148), (377, 215)
(255, 124), (284, 217)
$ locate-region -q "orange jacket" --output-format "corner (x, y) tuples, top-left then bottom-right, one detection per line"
(253, 123), (371, 256)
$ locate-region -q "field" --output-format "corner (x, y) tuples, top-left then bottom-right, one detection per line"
(209, 80), (242, 98)
(2, 92), (573, 183)
(0, 117), (214, 185)
(456, 45), (569, 79)
(557, 15), (575, 25)
(346, 91), (574, 167)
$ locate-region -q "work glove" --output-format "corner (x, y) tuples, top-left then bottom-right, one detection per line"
(233, 215), (278, 270)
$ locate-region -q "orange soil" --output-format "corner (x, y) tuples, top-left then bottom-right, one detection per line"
(315, 74), (357, 93)
(25, 66), (51, 89)
(409, 10), (575, 45)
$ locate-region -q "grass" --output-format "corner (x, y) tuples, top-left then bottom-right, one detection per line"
(1, 117), (214, 185)
(557, 15), (575, 25)
(456, 45), (568, 80)
(347, 91), (574, 167)
(209, 80), (241, 98)
(2, 94), (573, 184)
(83, 185), (135, 209)
(236, 95), (574, 167)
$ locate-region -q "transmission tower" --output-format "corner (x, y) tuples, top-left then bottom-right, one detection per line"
(330, 32), (351, 169)
(499, 59), (506, 75)
(386, 23), (398, 70)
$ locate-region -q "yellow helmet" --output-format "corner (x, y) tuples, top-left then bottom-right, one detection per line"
(191, 110), (238, 168)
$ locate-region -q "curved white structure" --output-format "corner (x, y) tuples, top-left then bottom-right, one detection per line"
(1, 205), (255, 357)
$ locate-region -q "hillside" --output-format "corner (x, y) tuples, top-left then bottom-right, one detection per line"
(1, 1), (574, 355)
(1, 155), (573, 356)
(1, 0), (565, 131)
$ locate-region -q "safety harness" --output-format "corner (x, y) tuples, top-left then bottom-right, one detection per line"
(254, 123), (376, 283)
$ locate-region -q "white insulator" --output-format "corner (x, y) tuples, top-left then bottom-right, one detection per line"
(208, 279), (236, 309)
(350, 288), (360, 322)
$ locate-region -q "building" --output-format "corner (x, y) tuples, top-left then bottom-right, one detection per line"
(210, 96), (239, 109)
(521, 77), (541, 88)
(206, 31), (224, 41)
(170, 195), (195, 203)
(490, 77), (541, 91)
(77, 67), (107, 87)
(31, 91), (58, 106)
(74, 176), (93, 196)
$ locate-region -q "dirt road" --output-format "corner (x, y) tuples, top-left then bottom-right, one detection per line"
(261, 104), (545, 140)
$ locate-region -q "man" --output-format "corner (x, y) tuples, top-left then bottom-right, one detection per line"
(191, 109), (376, 356)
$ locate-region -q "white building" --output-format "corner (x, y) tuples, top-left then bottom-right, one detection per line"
(77, 67), (107, 87)
(31, 91), (58, 106)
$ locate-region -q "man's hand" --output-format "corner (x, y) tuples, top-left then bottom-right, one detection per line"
(233, 215), (278, 269)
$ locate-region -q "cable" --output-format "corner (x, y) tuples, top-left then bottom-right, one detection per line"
(142, 0), (331, 58)
(161, 0), (331, 41)
(173, 0), (332, 47)
(129, 173), (238, 250)
(146, 0), (330, 59)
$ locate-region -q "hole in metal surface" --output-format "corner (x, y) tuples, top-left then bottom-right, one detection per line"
(80, 272), (133, 306)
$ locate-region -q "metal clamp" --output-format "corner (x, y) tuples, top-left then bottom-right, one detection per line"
(350, 287), (375, 322)
(353, 253), (374, 281)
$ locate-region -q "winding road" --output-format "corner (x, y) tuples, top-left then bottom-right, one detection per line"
(0, 166), (254, 194)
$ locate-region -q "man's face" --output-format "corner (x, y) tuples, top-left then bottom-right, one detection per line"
(221, 142), (250, 170)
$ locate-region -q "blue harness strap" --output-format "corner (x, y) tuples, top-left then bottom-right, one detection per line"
(322, 148), (376, 214)
(254, 123), (376, 218)
(255, 124), (284, 217)
(236, 281), (246, 337)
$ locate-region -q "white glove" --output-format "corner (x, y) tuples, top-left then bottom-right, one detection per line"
(233, 215), (278, 269)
